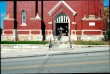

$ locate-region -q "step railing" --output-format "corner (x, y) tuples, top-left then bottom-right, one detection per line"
(69, 35), (72, 48)
(49, 38), (53, 49)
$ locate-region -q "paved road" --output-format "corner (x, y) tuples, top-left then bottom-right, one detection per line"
(1, 51), (110, 73)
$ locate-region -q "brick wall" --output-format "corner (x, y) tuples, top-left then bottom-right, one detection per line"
(3, 0), (105, 41)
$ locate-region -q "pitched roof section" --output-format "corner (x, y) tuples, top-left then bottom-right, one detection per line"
(48, 1), (77, 16)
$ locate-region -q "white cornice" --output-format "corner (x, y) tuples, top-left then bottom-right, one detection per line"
(4, 14), (14, 20)
(30, 13), (41, 20)
(48, 1), (77, 16)
(82, 15), (102, 20)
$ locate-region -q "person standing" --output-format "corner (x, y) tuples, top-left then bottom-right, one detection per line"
(57, 27), (63, 41)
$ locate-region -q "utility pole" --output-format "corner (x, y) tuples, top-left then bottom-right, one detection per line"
(36, 0), (38, 15)
(14, 0), (18, 42)
(0, 7), (2, 41)
(41, 0), (45, 41)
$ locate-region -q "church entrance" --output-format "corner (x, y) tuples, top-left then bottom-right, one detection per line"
(54, 13), (70, 41)
(55, 23), (68, 36)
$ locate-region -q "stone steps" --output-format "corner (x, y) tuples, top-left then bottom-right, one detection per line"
(51, 39), (71, 48)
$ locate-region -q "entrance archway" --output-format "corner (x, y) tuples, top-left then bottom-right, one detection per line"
(54, 13), (70, 37)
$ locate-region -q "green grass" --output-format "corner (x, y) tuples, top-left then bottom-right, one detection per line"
(1, 41), (108, 45)
(0, 41), (48, 45)
(72, 41), (107, 45)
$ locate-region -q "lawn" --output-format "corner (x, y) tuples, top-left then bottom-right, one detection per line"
(0, 41), (48, 45)
(1, 40), (109, 45)
(72, 41), (109, 45)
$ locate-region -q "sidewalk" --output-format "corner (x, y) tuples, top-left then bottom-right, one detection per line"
(1, 44), (109, 59)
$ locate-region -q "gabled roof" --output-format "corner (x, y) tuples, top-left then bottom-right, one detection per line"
(48, 1), (77, 16)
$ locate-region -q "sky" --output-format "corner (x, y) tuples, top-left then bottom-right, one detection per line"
(0, 1), (6, 28)
(0, 0), (109, 29)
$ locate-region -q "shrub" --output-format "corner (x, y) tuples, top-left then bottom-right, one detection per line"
(103, 30), (110, 41)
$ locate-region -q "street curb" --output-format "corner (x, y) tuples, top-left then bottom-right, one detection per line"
(1, 49), (109, 59)
(72, 45), (109, 48)
(1, 45), (109, 59)
(49, 45), (109, 49)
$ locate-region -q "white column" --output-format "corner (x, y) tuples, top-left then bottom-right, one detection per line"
(66, 16), (68, 22)
(61, 15), (63, 22)
(63, 15), (65, 22)
(58, 16), (60, 22)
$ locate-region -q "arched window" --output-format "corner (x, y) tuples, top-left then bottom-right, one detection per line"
(22, 10), (26, 24)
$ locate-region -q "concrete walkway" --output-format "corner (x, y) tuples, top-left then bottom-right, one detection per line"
(1, 44), (109, 59)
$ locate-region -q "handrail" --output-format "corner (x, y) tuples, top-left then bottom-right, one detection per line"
(69, 34), (72, 48)
(49, 38), (52, 49)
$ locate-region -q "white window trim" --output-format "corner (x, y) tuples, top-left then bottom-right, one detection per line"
(21, 23), (27, 26)
(21, 10), (27, 26)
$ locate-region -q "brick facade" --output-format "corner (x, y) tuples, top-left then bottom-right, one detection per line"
(2, 0), (106, 41)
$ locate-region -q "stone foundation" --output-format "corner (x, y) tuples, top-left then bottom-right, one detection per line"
(18, 35), (43, 41)
(1, 35), (15, 41)
(1, 34), (104, 41)
(80, 35), (104, 41)
(1, 34), (43, 41)
(71, 35), (78, 41)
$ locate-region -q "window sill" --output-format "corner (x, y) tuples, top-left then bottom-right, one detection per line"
(21, 23), (27, 26)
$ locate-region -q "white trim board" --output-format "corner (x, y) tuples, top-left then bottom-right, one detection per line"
(48, 1), (77, 16)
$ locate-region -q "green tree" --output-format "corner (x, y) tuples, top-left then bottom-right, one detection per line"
(103, 7), (110, 40)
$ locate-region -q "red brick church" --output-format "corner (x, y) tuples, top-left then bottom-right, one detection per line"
(2, 0), (106, 41)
